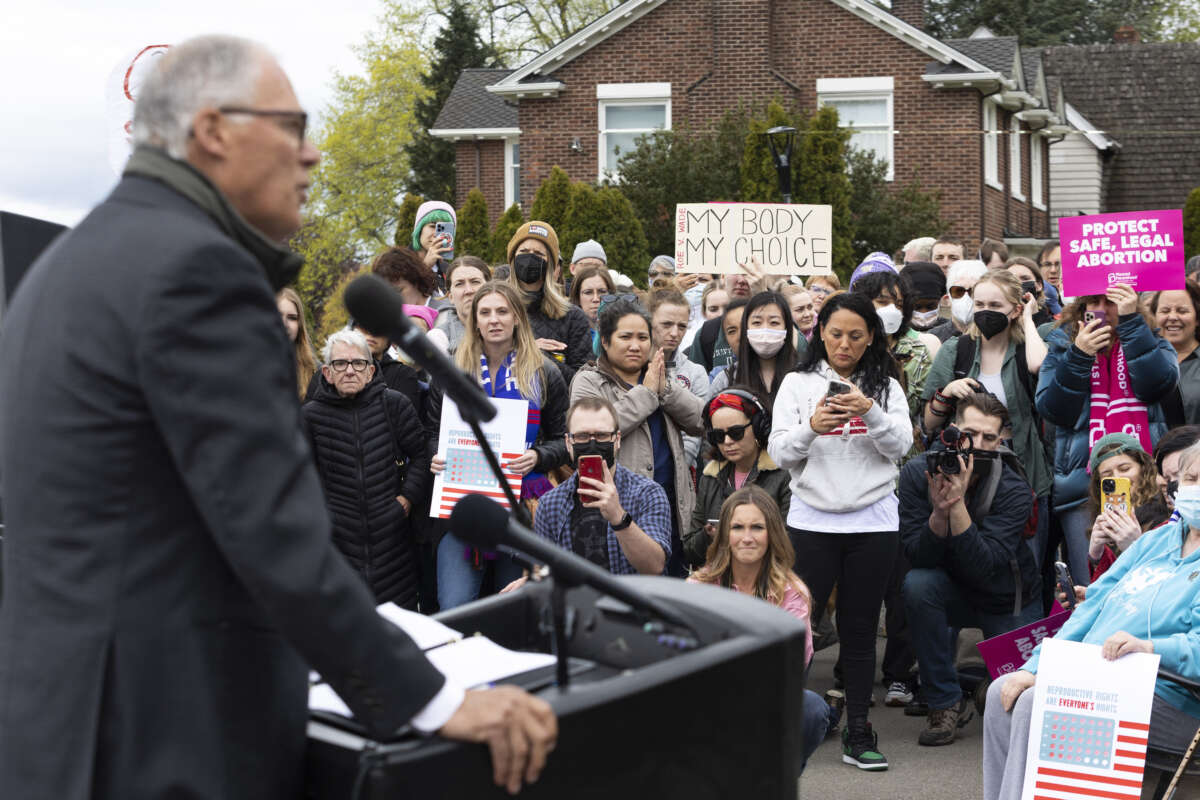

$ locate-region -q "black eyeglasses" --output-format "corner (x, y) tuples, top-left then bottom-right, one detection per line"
(706, 424), (751, 447)
(218, 106), (309, 145)
(329, 359), (370, 372)
(567, 431), (618, 444)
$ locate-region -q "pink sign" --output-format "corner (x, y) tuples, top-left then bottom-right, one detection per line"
(976, 609), (1072, 680)
(1059, 209), (1185, 296)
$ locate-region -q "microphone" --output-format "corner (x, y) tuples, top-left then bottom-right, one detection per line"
(450, 494), (697, 633)
(343, 274), (496, 423)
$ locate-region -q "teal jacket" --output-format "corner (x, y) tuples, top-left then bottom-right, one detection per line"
(1035, 313), (1178, 511)
(1023, 520), (1200, 716)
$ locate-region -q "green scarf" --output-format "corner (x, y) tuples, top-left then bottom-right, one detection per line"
(123, 146), (303, 290)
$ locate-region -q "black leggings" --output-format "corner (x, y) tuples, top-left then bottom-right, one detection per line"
(789, 526), (898, 725)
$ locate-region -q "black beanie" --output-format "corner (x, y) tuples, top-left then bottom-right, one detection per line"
(903, 261), (946, 299)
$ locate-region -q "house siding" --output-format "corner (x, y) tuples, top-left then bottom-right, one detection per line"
(455, 139), (507, 223)
(1048, 133), (1103, 237)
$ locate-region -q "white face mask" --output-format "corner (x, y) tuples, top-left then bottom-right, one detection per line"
(951, 294), (975, 325)
(911, 308), (940, 329)
(746, 327), (787, 358)
(876, 303), (903, 335)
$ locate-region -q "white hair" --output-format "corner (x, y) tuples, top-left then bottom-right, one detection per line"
(321, 329), (372, 364)
(947, 259), (989, 289)
(1179, 440), (1200, 479)
(131, 35), (267, 159)
(903, 236), (936, 261)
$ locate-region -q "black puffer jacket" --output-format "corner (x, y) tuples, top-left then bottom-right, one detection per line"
(526, 297), (593, 385)
(303, 372), (431, 607)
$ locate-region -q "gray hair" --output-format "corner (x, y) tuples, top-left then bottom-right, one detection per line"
(131, 35), (267, 159)
(903, 236), (936, 262)
(1178, 440), (1200, 480)
(947, 259), (989, 289)
(321, 329), (372, 364)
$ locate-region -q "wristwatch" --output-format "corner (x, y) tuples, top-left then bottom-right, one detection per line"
(611, 511), (634, 531)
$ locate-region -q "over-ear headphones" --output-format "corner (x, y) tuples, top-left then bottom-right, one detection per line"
(705, 386), (771, 448)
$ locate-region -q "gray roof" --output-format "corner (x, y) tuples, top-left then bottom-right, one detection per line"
(944, 36), (1019, 77)
(1020, 48), (1041, 94)
(431, 68), (517, 130)
(1042, 42), (1200, 212)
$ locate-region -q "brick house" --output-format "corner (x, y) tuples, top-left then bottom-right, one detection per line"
(431, 0), (1063, 250)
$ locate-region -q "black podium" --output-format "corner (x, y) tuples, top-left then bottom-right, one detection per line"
(305, 576), (807, 799)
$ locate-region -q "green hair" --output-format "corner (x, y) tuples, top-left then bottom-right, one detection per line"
(411, 209), (454, 250)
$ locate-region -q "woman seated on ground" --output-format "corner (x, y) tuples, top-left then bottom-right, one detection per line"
(688, 485), (838, 772)
(1085, 432), (1166, 582)
(984, 440), (1200, 800)
(683, 388), (790, 568)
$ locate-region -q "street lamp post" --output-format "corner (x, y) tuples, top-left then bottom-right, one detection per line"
(764, 125), (797, 203)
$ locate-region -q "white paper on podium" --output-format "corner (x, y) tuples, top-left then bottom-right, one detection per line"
(1020, 638), (1160, 800)
(374, 602), (461, 651)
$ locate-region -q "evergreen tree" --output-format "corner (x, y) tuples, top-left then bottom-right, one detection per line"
(394, 193), (425, 247)
(490, 203), (527, 263)
(405, 1), (497, 201)
(593, 187), (651, 285)
(559, 182), (604, 273)
(530, 165), (572, 234)
(795, 106), (855, 279)
(456, 187), (491, 259)
(740, 101), (799, 203)
(1184, 186), (1200, 260)
(925, 0), (1173, 45)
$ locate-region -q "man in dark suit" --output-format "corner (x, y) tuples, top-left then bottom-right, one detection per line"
(0, 35), (554, 798)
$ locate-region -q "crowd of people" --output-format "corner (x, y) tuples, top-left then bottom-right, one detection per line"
(281, 210), (1200, 780)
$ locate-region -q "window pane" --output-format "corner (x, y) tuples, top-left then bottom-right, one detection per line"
(825, 98), (888, 127)
(604, 104), (666, 130)
(512, 143), (519, 164)
(849, 130), (888, 161)
(606, 132), (643, 172)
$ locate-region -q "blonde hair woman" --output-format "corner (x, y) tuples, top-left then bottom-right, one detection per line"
(276, 287), (317, 399)
(429, 281), (570, 609)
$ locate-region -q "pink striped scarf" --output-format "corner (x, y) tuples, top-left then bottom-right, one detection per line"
(1088, 342), (1152, 465)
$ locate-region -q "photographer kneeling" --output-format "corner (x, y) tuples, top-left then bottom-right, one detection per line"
(899, 392), (1041, 747)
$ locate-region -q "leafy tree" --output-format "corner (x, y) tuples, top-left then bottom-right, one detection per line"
(530, 165), (572, 234)
(593, 187), (651, 284)
(490, 203), (527, 263)
(405, 1), (496, 200)
(394, 192), (425, 247)
(925, 0), (1175, 45)
(1184, 186), (1200, 260)
(428, 0), (623, 63)
(293, 3), (427, 317)
(456, 187), (491, 259)
(318, 267), (370, 346)
(846, 148), (948, 264)
(794, 106), (855, 278)
(615, 110), (748, 256)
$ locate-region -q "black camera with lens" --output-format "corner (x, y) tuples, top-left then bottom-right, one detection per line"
(927, 425), (974, 476)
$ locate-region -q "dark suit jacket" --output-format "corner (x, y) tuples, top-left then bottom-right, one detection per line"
(0, 176), (445, 798)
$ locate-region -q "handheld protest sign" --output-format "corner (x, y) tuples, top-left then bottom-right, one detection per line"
(674, 202), (833, 275)
(1059, 209), (1185, 296)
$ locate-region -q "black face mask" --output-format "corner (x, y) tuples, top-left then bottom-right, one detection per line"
(572, 439), (616, 469)
(1021, 280), (1039, 298)
(974, 309), (1010, 340)
(513, 252), (548, 284)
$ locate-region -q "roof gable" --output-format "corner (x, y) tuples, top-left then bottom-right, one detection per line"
(488, 0), (995, 97)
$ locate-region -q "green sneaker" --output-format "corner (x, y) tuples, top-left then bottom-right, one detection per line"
(842, 722), (888, 770)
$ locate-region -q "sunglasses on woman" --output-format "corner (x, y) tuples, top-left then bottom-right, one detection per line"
(707, 424), (751, 447)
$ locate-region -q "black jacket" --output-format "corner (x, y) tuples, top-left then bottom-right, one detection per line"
(0, 174), (444, 799)
(898, 447), (1041, 614)
(527, 300), (593, 384)
(303, 372), (431, 607)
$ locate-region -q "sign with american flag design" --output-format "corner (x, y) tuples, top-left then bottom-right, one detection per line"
(431, 397), (527, 519)
(1022, 639), (1160, 800)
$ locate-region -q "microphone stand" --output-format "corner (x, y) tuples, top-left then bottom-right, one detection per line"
(460, 412), (531, 529)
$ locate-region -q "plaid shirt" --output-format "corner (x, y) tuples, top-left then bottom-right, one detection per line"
(534, 464), (671, 575)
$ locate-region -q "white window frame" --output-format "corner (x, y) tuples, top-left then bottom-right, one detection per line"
(1010, 116), (1025, 200)
(596, 83), (671, 181)
(816, 76), (894, 181)
(503, 137), (520, 209)
(983, 100), (1001, 190)
(1030, 134), (1045, 210)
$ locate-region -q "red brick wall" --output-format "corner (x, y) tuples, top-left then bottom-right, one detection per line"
(478, 0), (1050, 248)
(454, 139), (507, 224)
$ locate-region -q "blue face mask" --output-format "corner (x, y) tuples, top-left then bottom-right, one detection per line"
(1176, 485), (1200, 530)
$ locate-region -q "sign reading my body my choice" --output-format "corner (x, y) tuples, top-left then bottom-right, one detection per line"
(1059, 209), (1185, 296)
(675, 202), (834, 275)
